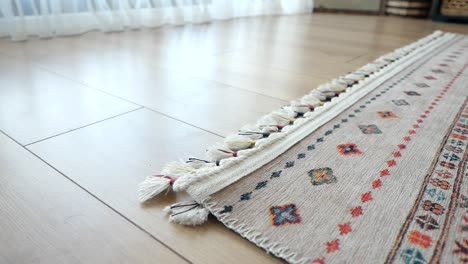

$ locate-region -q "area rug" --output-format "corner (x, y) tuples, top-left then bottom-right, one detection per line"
(139, 31), (468, 264)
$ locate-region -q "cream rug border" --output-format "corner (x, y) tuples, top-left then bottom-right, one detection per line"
(203, 33), (463, 264)
(182, 32), (458, 201)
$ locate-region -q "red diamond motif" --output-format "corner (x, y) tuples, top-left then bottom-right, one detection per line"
(350, 206), (363, 217)
(425, 110), (430, 114)
(404, 136), (411, 142)
(393, 151), (402, 158)
(421, 115), (427, 118)
(326, 239), (340, 253)
(372, 179), (382, 189)
(338, 222), (352, 235)
(417, 119), (423, 123)
(398, 144), (406, 150)
(429, 106), (435, 110)
(409, 130), (416, 135)
(413, 124), (420, 129)
(387, 160), (396, 167)
(380, 169), (390, 177)
(361, 191), (373, 203)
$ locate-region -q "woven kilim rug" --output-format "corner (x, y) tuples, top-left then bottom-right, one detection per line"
(139, 31), (468, 264)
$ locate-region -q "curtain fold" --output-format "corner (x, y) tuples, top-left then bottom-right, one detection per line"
(0, 0), (314, 41)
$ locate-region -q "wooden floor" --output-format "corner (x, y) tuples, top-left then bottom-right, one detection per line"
(1, 13), (467, 263)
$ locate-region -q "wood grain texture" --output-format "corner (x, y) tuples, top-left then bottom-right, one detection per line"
(0, 13), (467, 264)
(0, 132), (185, 264)
(0, 54), (139, 145)
(27, 109), (282, 264)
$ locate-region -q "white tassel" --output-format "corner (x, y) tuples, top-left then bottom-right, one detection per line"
(257, 114), (289, 128)
(317, 84), (339, 98)
(165, 201), (209, 226)
(309, 90), (327, 101)
(300, 94), (321, 108)
(361, 63), (381, 72)
(337, 78), (356, 86)
(162, 160), (198, 177)
(163, 205), (172, 214)
(260, 125), (279, 134)
(206, 144), (237, 161)
(289, 101), (310, 115)
(186, 158), (215, 169)
(270, 108), (297, 124)
(329, 80), (347, 93)
(138, 175), (174, 202)
(239, 124), (268, 140)
(224, 135), (255, 151)
(345, 73), (366, 81)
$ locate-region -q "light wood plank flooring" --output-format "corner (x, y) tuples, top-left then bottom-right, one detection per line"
(1, 13), (467, 263)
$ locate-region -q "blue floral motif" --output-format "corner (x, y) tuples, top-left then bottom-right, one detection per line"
(400, 248), (426, 264)
(269, 204), (301, 226)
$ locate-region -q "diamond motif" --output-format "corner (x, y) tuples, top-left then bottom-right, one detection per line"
(361, 192), (373, 203)
(392, 99), (410, 106)
(372, 179), (382, 189)
(269, 204), (301, 226)
(350, 206), (363, 217)
(308, 167), (337, 185)
(326, 239), (340, 253)
(401, 248), (426, 264)
(431, 69), (445, 74)
(415, 83), (430, 88)
(415, 215), (440, 231)
(378, 111), (398, 118)
(405, 91), (421, 96)
(338, 222), (352, 235)
(359, 124), (382, 134)
(337, 143), (362, 155)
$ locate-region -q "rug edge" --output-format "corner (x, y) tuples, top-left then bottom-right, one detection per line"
(184, 31), (458, 201)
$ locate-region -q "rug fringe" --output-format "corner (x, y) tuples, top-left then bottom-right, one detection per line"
(138, 31), (447, 205)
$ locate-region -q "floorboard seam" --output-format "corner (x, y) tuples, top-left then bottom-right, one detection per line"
(0, 128), (193, 264)
(0, 51), (229, 138)
(24, 107), (144, 147)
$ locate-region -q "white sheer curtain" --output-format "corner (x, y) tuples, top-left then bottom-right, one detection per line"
(0, 0), (313, 41)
